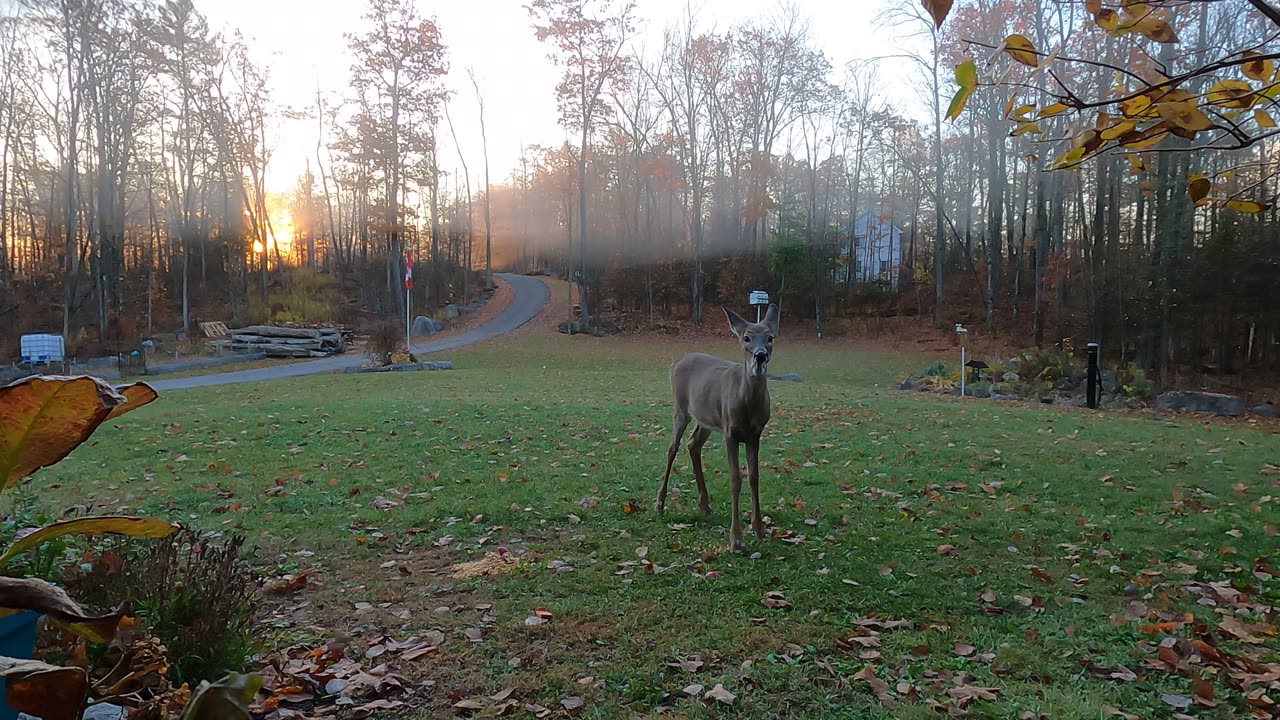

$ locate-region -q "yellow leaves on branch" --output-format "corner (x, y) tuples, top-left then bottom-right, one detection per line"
(1002, 34), (1039, 67)
(1155, 101), (1212, 133)
(1205, 79), (1256, 109)
(1187, 176), (1212, 204)
(1241, 51), (1274, 82)
(1091, 3), (1179, 43)
(1183, 174), (1269, 214)
(1226, 199), (1269, 214)
(946, 60), (978, 122)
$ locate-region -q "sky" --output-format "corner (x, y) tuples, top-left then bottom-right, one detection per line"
(201, 0), (917, 194)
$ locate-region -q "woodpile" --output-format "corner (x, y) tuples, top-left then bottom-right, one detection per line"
(227, 325), (346, 358)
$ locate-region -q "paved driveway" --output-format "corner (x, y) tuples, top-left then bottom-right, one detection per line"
(148, 273), (550, 391)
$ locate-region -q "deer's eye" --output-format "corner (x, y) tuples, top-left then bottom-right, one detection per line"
(742, 335), (751, 343)
(767, 335), (775, 343)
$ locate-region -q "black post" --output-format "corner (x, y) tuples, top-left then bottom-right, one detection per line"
(1086, 342), (1100, 409)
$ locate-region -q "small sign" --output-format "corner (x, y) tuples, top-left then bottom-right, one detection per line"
(749, 290), (770, 306)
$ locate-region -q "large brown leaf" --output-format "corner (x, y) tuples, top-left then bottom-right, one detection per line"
(180, 672), (262, 720)
(921, 0), (953, 28)
(0, 657), (88, 720)
(0, 375), (126, 487)
(0, 516), (179, 567)
(0, 577), (123, 644)
(105, 382), (159, 421)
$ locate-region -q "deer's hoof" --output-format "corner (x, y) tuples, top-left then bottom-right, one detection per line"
(654, 501), (665, 514)
(753, 526), (765, 540)
(731, 539), (748, 554)
(699, 503), (711, 515)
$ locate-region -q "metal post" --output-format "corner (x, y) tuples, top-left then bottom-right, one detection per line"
(960, 344), (966, 398)
(406, 287), (411, 356)
(1087, 342), (1100, 409)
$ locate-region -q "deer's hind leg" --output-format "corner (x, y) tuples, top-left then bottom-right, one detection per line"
(687, 424), (712, 514)
(656, 411), (691, 513)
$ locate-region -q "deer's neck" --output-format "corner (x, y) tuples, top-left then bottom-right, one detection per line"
(738, 366), (769, 407)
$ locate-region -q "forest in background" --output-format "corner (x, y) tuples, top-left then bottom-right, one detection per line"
(1, 0), (1278, 390)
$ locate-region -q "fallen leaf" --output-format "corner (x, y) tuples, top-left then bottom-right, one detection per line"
(667, 657), (704, 673)
(682, 683), (704, 697)
(761, 590), (791, 609)
(1161, 693), (1192, 709)
(560, 696), (584, 711)
(954, 643), (976, 657)
(704, 683), (736, 705)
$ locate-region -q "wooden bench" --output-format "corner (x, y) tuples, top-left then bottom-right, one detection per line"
(200, 321), (231, 355)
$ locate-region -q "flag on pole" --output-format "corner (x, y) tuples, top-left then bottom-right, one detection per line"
(405, 250), (413, 290)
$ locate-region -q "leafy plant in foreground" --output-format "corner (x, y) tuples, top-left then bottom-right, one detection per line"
(0, 375), (257, 719)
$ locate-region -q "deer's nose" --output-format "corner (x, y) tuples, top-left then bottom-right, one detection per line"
(754, 351), (769, 362)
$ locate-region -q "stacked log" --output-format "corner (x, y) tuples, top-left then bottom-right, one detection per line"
(227, 326), (346, 358)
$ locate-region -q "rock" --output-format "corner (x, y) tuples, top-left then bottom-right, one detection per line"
(897, 379), (919, 391)
(1101, 369), (1117, 393)
(444, 304), (461, 319)
(1053, 376), (1079, 391)
(558, 321), (584, 335)
(346, 361), (454, 374)
(1155, 391), (1244, 417)
(1002, 372), (1020, 383)
(769, 373), (803, 383)
(23, 704), (124, 720)
(1250, 402), (1280, 418)
(990, 393), (1019, 401)
(412, 316), (445, 336)
(970, 386), (991, 399)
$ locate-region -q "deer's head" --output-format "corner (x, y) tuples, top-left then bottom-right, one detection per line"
(725, 304), (779, 378)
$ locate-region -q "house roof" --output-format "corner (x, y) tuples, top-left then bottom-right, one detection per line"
(845, 211), (903, 238)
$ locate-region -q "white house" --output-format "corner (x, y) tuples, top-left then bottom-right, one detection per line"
(836, 211), (903, 289)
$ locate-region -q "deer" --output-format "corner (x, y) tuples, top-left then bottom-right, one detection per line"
(656, 304), (779, 552)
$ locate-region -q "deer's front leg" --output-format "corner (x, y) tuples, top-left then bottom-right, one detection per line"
(726, 438), (745, 552)
(746, 438), (764, 540)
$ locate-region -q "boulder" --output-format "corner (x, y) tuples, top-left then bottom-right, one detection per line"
(770, 373), (803, 383)
(1155, 391), (1244, 417)
(990, 393), (1019, 401)
(1100, 369), (1117, 393)
(444, 304), (461, 319)
(558, 321), (585, 335)
(897, 378), (919, 391)
(1250, 402), (1280, 418)
(970, 386), (991, 399)
(1053, 376), (1080, 391)
(1002, 371), (1020, 383)
(412, 316), (445, 336)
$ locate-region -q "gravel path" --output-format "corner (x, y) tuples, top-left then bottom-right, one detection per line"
(147, 273), (550, 391)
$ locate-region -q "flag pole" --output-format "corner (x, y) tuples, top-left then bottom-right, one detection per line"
(405, 250), (413, 357)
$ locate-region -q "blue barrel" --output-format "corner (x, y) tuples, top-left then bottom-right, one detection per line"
(0, 611), (40, 720)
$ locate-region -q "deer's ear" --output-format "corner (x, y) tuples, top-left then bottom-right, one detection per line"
(724, 307), (748, 337)
(763, 304), (780, 335)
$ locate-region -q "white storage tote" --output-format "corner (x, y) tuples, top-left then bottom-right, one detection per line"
(20, 334), (65, 364)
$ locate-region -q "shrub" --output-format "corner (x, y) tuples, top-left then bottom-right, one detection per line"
(365, 318), (404, 363)
(73, 530), (256, 686)
(1115, 362), (1154, 400)
(0, 375), (258, 719)
(1013, 345), (1080, 383)
(248, 268), (341, 324)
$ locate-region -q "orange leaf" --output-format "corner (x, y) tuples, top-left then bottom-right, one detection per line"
(0, 375), (126, 487)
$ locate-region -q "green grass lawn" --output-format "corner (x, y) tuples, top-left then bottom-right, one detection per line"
(38, 334), (1280, 719)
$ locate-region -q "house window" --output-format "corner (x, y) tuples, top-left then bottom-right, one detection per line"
(880, 260), (890, 274)
(854, 261), (863, 275)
